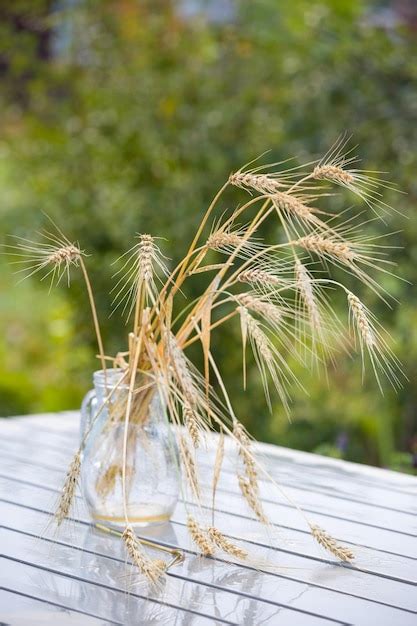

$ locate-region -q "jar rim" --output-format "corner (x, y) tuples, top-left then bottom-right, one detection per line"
(93, 368), (129, 388)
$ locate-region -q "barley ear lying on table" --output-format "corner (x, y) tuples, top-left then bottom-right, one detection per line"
(309, 524), (355, 562)
(187, 515), (215, 556)
(55, 451), (81, 526)
(208, 526), (248, 559)
(123, 525), (167, 585)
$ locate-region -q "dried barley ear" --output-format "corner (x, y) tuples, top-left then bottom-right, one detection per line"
(238, 305), (294, 414)
(184, 402), (200, 447)
(295, 260), (321, 333)
(238, 267), (286, 288)
(347, 291), (402, 390)
(187, 515), (215, 557)
(123, 525), (167, 585)
(310, 524), (355, 563)
(212, 431), (225, 510)
(95, 463), (120, 500)
(206, 224), (265, 260)
(55, 451), (81, 526)
(238, 474), (268, 524)
(167, 333), (201, 407)
(6, 231), (82, 287)
(228, 162), (297, 195)
(179, 436), (201, 500)
(272, 191), (326, 231)
(233, 421), (259, 493)
(312, 133), (399, 217)
(111, 233), (169, 319)
(208, 526), (247, 559)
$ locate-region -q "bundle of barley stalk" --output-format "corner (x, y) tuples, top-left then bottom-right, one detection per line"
(8, 136), (402, 582)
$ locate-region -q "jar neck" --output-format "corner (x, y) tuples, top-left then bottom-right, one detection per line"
(91, 369), (166, 422)
(93, 368), (128, 391)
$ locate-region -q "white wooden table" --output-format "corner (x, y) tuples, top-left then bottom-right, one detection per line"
(0, 412), (416, 625)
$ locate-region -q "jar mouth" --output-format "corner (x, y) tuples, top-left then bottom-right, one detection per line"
(93, 368), (129, 389)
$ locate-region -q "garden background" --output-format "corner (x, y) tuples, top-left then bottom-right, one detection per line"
(1, 0), (416, 472)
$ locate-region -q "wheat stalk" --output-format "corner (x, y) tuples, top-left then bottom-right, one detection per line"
(313, 164), (354, 185)
(345, 290), (402, 389)
(233, 421), (259, 493)
(238, 268), (284, 288)
(238, 474), (268, 523)
(297, 234), (354, 264)
(55, 451), (81, 526)
(211, 431), (225, 517)
(48, 244), (81, 264)
(237, 293), (283, 327)
(187, 515), (215, 556)
(179, 436), (201, 500)
(206, 225), (265, 261)
(137, 234), (155, 283)
(310, 134), (399, 217)
(167, 333), (200, 406)
(273, 191), (318, 222)
(347, 291), (375, 347)
(7, 235), (81, 286)
(111, 233), (168, 321)
(6, 223), (108, 374)
(238, 306), (294, 412)
(184, 402), (200, 447)
(123, 525), (167, 584)
(295, 260), (321, 331)
(207, 231), (244, 250)
(229, 171), (285, 195)
(207, 526), (248, 559)
(296, 229), (396, 301)
(310, 524), (355, 562)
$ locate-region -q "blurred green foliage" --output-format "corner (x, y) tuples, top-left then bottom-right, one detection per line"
(1, 0), (416, 472)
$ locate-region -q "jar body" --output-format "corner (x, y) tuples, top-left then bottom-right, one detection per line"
(80, 369), (180, 530)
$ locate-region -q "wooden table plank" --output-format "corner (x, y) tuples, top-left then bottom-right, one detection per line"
(1, 477), (416, 612)
(2, 523), (344, 626)
(1, 439), (415, 561)
(8, 410), (417, 491)
(0, 589), (116, 626)
(1, 461), (416, 584)
(1, 431), (415, 536)
(0, 560), (217, 625)
(3, 414), (416, 510)
(2, 500), (416, 626)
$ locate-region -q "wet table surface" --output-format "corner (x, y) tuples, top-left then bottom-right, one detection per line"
(0, 411), (416, 625)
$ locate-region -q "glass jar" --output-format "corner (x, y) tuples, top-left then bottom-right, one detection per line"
(80, 369), (180, 530)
